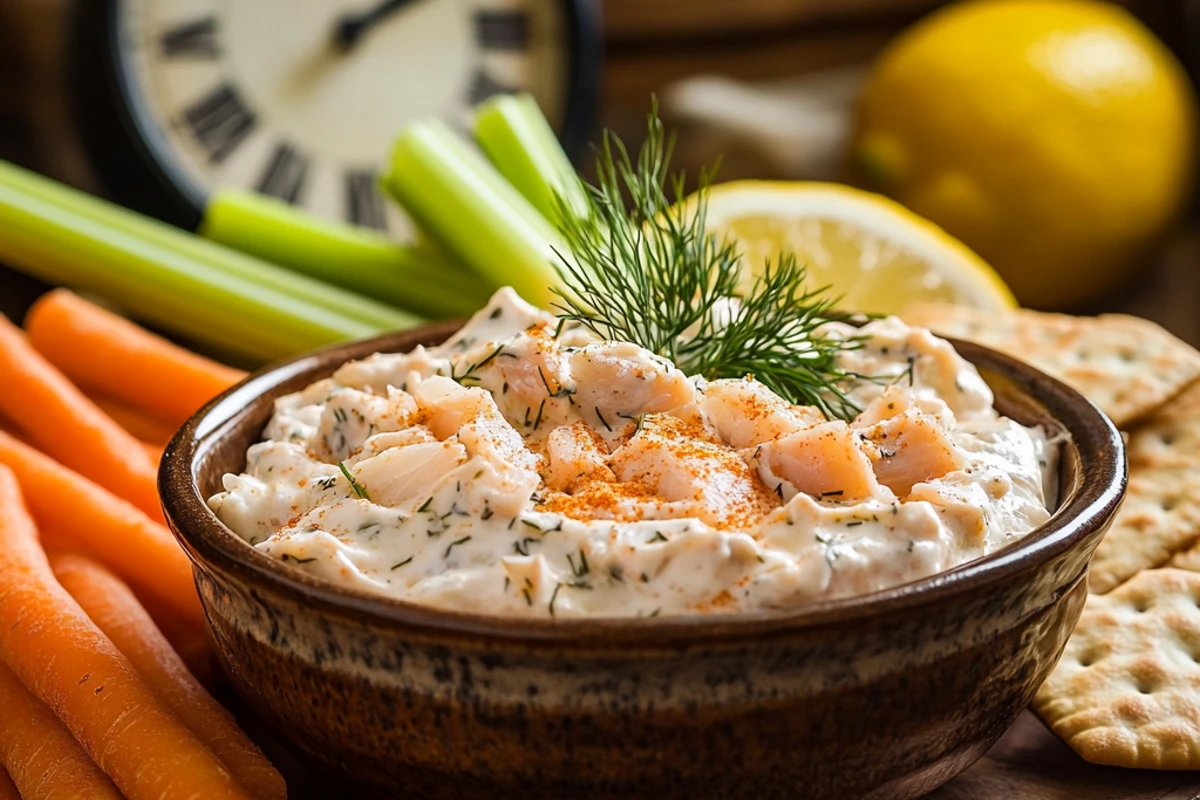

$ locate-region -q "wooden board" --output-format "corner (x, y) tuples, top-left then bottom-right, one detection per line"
(932, 712), (1200, 800)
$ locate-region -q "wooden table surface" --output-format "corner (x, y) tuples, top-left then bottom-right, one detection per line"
(934, 712), (1200, 800)
(3, 230), (1200, 798)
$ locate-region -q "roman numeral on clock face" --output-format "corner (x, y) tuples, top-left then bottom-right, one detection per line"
(475, 10), (530, 50)
(255, 143), (309, 204)
(346, 170), (386, 230)
(160, 16), (219, 58)
(182, 83), (257, 164)
(469, 69), (516, 106)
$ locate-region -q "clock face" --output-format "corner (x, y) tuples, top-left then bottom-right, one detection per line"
(111, 0), (573, 235)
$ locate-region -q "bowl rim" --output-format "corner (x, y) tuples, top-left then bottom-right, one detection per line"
(161, 323), (1127, 647)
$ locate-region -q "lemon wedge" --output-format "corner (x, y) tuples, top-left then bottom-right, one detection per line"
(701, 181), (1016, 315)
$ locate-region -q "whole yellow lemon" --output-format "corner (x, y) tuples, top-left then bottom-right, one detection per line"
(852, 0), (1197, 309)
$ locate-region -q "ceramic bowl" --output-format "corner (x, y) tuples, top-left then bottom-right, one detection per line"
(161, 323), (1126, 800)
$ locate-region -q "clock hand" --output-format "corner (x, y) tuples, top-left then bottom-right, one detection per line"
(334, 0), (422, 51)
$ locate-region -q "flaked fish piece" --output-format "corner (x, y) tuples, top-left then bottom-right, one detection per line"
(757, 421), (885, 502)
(458, 324), (577, 435)
(700, 378), (823, 449)
(352, 441), (468, 509)
(570, 343), (696, 433)
(610, 414), (777, 529)
(542, 422), (615, 492)
(411, 376), (540, 473)
(859, 409), (965, 496)
(853, 384), (914, 427)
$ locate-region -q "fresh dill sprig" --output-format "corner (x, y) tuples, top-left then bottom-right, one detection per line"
(549, 104), (865, 420)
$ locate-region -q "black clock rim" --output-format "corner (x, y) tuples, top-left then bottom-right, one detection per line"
(107, 0), (210, 220)
(72, 0), (602, 231)
(559, 0), (602, 163)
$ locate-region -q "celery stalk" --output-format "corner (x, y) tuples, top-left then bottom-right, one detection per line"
(474, 93), (588, 223)
(0, 180), (414, 363)
(200, 189), (494, 318)
(0, 161), (414, 332)
(382, 120), (563, 309)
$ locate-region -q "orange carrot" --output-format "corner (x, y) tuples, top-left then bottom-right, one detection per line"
(0, 662), (123, 800)
(0, 313), (162, 521)
(0, 430), (203, 628)
(134, 586), (220, 691)
(92, 394), (179, 446)
(0, 767), (17, 800)
(0, 466), (255, 800)
(26, 289), (245, 426)
(52, 554), (286, 800)
(143, 441), (164, 467)
(38, 528), (218, 689)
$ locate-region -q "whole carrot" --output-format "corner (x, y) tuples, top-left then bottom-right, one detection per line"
(0, 465), (256, 800)
(0, 662), (123, 800)
(0, 313), (162, 521)
(0, 430), (203, 628)
(0, 767), (18, 800)
(92, 393), (179, 446)
(39, 526), (218, 688)
(52, 553), (287, 800)
(26, 289), (245, 426)
(135, 586), (220, 691)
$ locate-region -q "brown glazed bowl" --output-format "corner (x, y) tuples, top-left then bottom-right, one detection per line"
(161, 322), (1126, 800)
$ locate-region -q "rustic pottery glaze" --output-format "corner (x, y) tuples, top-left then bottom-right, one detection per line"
(161, 323), (1126, 800)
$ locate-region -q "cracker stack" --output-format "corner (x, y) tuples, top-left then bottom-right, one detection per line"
(906, 303), (1200, 770)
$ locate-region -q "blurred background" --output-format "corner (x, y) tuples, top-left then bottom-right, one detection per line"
(2, 0), (1199, 339)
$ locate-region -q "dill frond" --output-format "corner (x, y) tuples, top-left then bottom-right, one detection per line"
(549, 104), (865, 420)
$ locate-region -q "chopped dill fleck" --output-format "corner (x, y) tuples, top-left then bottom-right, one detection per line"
(391, 556), (414, 570)
(548, 583), (562, 617)
(646, 531), (668, 544)
(444, 536), (471, 558)
(537, 365), (554, 395)
(617, 412), (645, 433)
(473, 343), (507, 373)
(338, 461), (370, 500)
(566, 550), (590, 578)
(418, 497), (434, 513)
(595, 407), (612, 432)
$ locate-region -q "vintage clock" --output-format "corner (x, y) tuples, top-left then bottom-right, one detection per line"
(69, 0), (600, 232)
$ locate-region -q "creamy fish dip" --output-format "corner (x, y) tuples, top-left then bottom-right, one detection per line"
(209, 289), (1056, 618)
